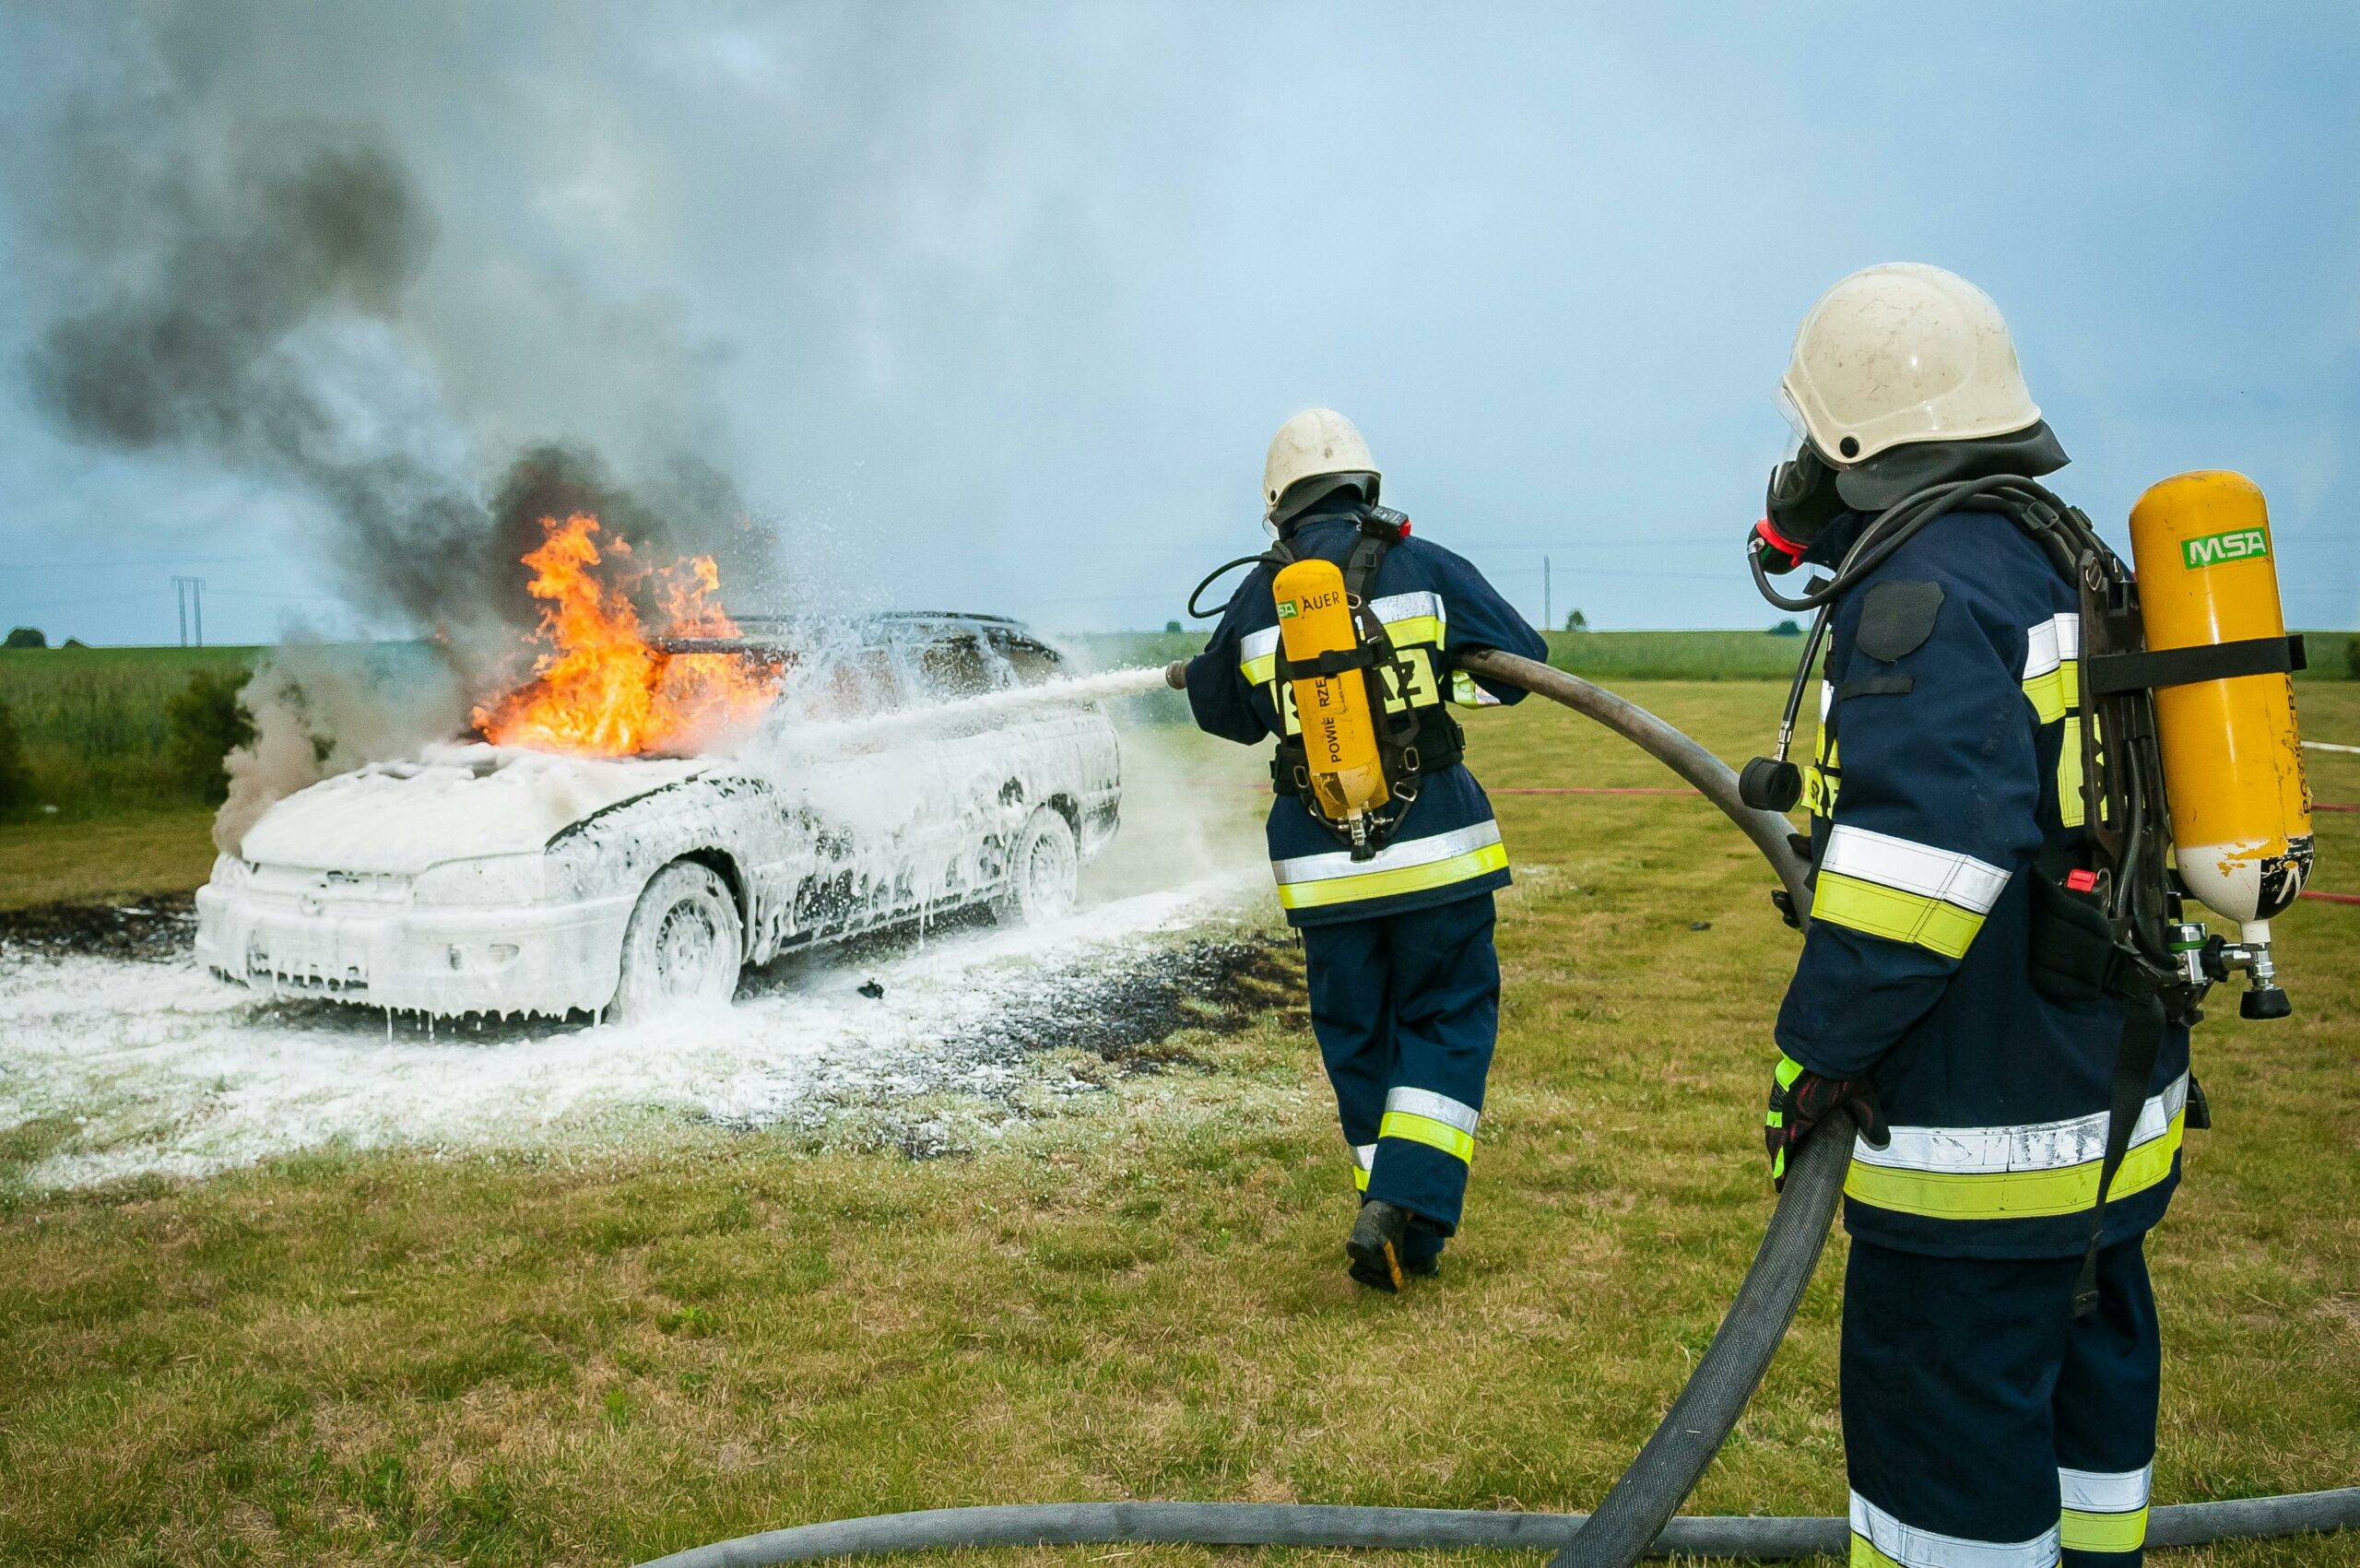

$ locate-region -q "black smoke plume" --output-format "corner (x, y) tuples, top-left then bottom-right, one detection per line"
(25, 113), (775, 669)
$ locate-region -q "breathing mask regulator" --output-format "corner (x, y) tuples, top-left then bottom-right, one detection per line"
(1737, 432), (2316, 1025)
(1751, 440), (1847, 578)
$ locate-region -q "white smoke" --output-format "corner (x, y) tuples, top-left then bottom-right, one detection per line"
(215, 639), (467, 853)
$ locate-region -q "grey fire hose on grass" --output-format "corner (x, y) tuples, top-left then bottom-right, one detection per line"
(636, 653), (2357, 1568)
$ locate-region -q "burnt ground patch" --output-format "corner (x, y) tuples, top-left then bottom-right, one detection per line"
(0, 892), (197, 964)
(735, 928), (1311, 1159)
(944, 933), (1306, 1072)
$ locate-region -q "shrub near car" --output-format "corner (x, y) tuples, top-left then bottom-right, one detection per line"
(194, 616), (1121, 1021)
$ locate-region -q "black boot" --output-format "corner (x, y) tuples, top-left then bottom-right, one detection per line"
(1400, 1220), (1445, 1279)
(1347, 1199), (1412, 1292)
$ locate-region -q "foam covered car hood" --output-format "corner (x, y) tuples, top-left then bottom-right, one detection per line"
(236, 742), (709, 875)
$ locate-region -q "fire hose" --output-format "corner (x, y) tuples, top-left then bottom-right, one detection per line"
(637, 651), (2357, 1567)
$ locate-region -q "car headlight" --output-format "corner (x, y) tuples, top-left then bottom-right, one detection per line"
(411, 855), (548, 906)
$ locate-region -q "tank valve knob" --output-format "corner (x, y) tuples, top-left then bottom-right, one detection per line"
(1740, 757), (1802, 813)
(2200, 933), (2295, 1021)
(2239, 986), (2294, 1021)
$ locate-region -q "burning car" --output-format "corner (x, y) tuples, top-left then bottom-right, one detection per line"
(194, 516), (1120, 1020)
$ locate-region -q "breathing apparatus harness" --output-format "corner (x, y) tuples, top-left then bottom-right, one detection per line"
(1740, 466), (2301, 1314)
(1188, 505), (1465, 859)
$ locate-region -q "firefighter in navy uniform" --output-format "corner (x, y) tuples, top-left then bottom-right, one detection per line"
(1753, 265), (2191, 1567)
(1168, 408), (1548, 1291)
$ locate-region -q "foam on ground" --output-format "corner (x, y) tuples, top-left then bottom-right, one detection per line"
(0, 872), (1259, 1191)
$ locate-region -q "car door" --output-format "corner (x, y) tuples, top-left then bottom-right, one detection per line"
(777, 641), (953, 938)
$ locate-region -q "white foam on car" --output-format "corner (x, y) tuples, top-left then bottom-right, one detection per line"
(0, 872), (1260, 1191)
(238, 745), (708, 874)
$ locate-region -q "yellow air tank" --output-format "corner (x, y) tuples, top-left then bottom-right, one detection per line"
(2127, 472), (2314, 949)
(1273, 558), (1388, 848)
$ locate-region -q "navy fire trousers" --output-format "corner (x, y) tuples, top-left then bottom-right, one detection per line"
(1300, 891), (1500, 1253)
(1843, 1235), (2162, 1567)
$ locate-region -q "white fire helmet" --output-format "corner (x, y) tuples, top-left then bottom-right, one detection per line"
(1779, 263), (2042, 466)
(1262, 407), (1379, 517)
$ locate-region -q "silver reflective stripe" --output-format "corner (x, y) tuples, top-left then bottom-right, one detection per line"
(1351, 1142), (1377, 1173)
(1820, 678), (1835, 719)
(1823, 824), (2010, 914)
(1241, 626), (1281, 664)
(1856, 1074), (2189, 1175)
(1367, 590), (1446, 635)
(1271, 819), (1504, 887)
(2022, 612), (2083, 680)
(1384, 1086), (1480, 1137)
(1849, 1491), (2059, 1567)
(2059, 1463), (2151, 1514)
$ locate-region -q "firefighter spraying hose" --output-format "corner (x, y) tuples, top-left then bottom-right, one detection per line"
(635, 638), (2354, 1566)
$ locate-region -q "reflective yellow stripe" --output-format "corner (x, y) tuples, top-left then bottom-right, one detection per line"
(2024, 658), (2080, 725)
(1243, 652), (1278, 685)
(2059, 714), (2085, 830)
(1379, 1110), (1474, 1163)
(1351, 1163), (1371, 1192)
(1276, 841), (1509, 911)
(1383, 614), (1444, 650)
(1804, 761), (1839, 819)
(1374, 645), (1444, 713)
(1450, 668), (1502, 708)
(2060, 1505), (2148, 1554)
(1813, 871), (1986, 960)
(1849, 1538), (1904, 1568)
(1805, 725), (1841, 820)
(1847, 1111), (2185, 1220)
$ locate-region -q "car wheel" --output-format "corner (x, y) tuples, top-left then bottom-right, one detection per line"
(991, 808), (1079, 925)
(611, 862), (743, 1023)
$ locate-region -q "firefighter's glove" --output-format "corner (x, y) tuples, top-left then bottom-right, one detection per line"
(1764, 1054), (1888, 1191)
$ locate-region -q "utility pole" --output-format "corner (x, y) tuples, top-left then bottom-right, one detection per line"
(1543, 556), (1552, 632)
(171, 575), (206, 646)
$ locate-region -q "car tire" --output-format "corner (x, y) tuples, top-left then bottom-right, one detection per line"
(991, 807), (1080, 926)
(610, 861), (743, 1023)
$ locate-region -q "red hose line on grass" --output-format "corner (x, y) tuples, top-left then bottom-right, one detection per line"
(2303, 890), (2360, 906)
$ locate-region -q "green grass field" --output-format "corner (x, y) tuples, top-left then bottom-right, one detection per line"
(2, 681), (2354, 1567)
(0, 644), (264, 810)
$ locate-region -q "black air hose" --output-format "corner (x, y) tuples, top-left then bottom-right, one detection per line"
(1452, 650), (1813, 913)
(636, 1489), (2360, 1567)
(634, 656), (2357, 1567)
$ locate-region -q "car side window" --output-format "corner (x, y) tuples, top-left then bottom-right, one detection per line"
(918, 631), (996, 698)
(810, 644), (908, 716)
(987, 634), (1064, 688)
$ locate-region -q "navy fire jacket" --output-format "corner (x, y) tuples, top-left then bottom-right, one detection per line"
(1778, 506), (2189, 1259)
(1184, 498), (1548, 926)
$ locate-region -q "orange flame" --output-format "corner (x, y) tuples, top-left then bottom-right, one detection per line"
(471, 513), (778, 756)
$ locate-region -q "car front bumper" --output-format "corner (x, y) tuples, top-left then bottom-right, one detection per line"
(194, 881), (637, 1019)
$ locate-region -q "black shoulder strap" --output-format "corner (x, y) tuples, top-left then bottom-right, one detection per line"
(2074, 978), (2166, 1315)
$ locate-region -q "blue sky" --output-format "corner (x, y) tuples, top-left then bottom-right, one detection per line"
(2, 2), (2354, 645)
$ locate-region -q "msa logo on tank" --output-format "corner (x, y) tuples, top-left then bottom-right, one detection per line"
(1276, 600), (1300, 619)
(2181, 526), (2270, 570)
